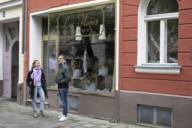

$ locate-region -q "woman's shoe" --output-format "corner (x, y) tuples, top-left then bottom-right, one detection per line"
(40, 111), (45, 117)
(33, 112), (38, 118)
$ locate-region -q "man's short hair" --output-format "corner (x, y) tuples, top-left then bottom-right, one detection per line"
(58, 54), (64, 59)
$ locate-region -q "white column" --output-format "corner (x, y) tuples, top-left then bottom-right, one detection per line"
(29, 16), (42, 69)
(160, 20), (167, 64)
(18, 15), (24, 84)
(0, 24), (3, 81)
(115, 0), (120, 91)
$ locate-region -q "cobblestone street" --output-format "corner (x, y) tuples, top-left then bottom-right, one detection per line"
(0, 98), (149, 128)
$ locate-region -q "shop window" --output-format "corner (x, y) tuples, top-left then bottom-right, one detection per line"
(138, 105), (172, 127)
(44, 4), (115, 93)
(136, 0), (180, 74)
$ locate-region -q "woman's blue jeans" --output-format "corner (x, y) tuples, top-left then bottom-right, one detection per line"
(32, 86), (45, 113)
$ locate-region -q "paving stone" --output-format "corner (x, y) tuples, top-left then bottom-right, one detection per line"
(82, 123), (97, 127)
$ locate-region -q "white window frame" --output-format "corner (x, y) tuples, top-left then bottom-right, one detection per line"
(135, 0), (181, 74)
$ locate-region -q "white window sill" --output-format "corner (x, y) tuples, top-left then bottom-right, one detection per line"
(134, 64), (181, 74)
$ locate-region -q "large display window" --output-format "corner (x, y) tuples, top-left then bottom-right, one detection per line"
(44, 4), (115, 93)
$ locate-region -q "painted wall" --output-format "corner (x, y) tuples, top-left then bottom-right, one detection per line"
(119, 0), (192, 96)
(0, 0), (11, 3)
(2, 7), (22, 19)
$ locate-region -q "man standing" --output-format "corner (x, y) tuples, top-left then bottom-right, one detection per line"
(56, 55), (71, 121)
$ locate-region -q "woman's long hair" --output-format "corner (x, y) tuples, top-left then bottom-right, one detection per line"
(31, 60), (38, 70)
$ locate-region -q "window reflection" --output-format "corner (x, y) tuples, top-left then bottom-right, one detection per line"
(147, 21), (160, 63)
(147, 0), (178, 15)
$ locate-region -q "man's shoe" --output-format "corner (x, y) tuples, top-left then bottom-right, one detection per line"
(33, 112), (38, 118)
(58, 113), (63, 119)
(59, 116), (68, 121)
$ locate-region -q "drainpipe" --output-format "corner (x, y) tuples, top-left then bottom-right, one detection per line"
(116, 0), (120, 121)
(22, 0), (28, 105)
(22, 0), (27, 54)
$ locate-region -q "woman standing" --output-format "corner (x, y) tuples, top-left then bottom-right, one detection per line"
(26, 60), (48, 118)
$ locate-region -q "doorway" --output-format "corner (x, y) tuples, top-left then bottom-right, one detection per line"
(3, 21), (19, 98)
(11, 41), (19, 98)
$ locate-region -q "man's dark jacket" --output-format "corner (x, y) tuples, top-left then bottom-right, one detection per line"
(56, 64), (71, 89)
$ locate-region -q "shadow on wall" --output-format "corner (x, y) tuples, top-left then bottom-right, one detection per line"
(17, 83), (25, 105)
(0, 81), (3, 96)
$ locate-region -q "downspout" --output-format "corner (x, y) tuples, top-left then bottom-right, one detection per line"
(116, 0), (120, 121)
(22, 0), (27, 54)
(22, 0), (28, 105)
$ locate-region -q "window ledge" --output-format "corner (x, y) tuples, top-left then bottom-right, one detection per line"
(134, 64), (181, 74)
(69, 87), (116, 97)
(47, 86), (116, 97)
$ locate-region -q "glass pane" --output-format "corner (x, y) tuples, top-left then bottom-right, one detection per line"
(43, 41), (48, 84)
(138, 105), (154, 124)
(46, 14), (59, 86)
(157, 108), (172, 127)
(147, 0), (178, 15)
(47, 42), (58, 86)
(42, 18), (48, 35)
(147, 21), (160, 63)
(49, 14), (59, 35)
(46, 4), (115, 92)
(167, 19), (178, 63)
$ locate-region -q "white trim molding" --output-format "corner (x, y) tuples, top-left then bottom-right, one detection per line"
(18, 15), (24, 84)
(0, 0), (22, 11)
(120, 90), (192, 99)
(134, 64), (181, 74)
(144, 12), (179, 21)
(115, 0), (120, 91)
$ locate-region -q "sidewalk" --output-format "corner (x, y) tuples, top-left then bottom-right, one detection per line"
(0, 98), (149, 128)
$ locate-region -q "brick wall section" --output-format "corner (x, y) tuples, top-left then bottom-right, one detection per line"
(28, 0), (93, 12)
(0, 80), (3, 96)
(119, 0), (192, 96)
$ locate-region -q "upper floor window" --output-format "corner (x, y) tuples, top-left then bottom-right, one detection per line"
(136, 0), (180, 74)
